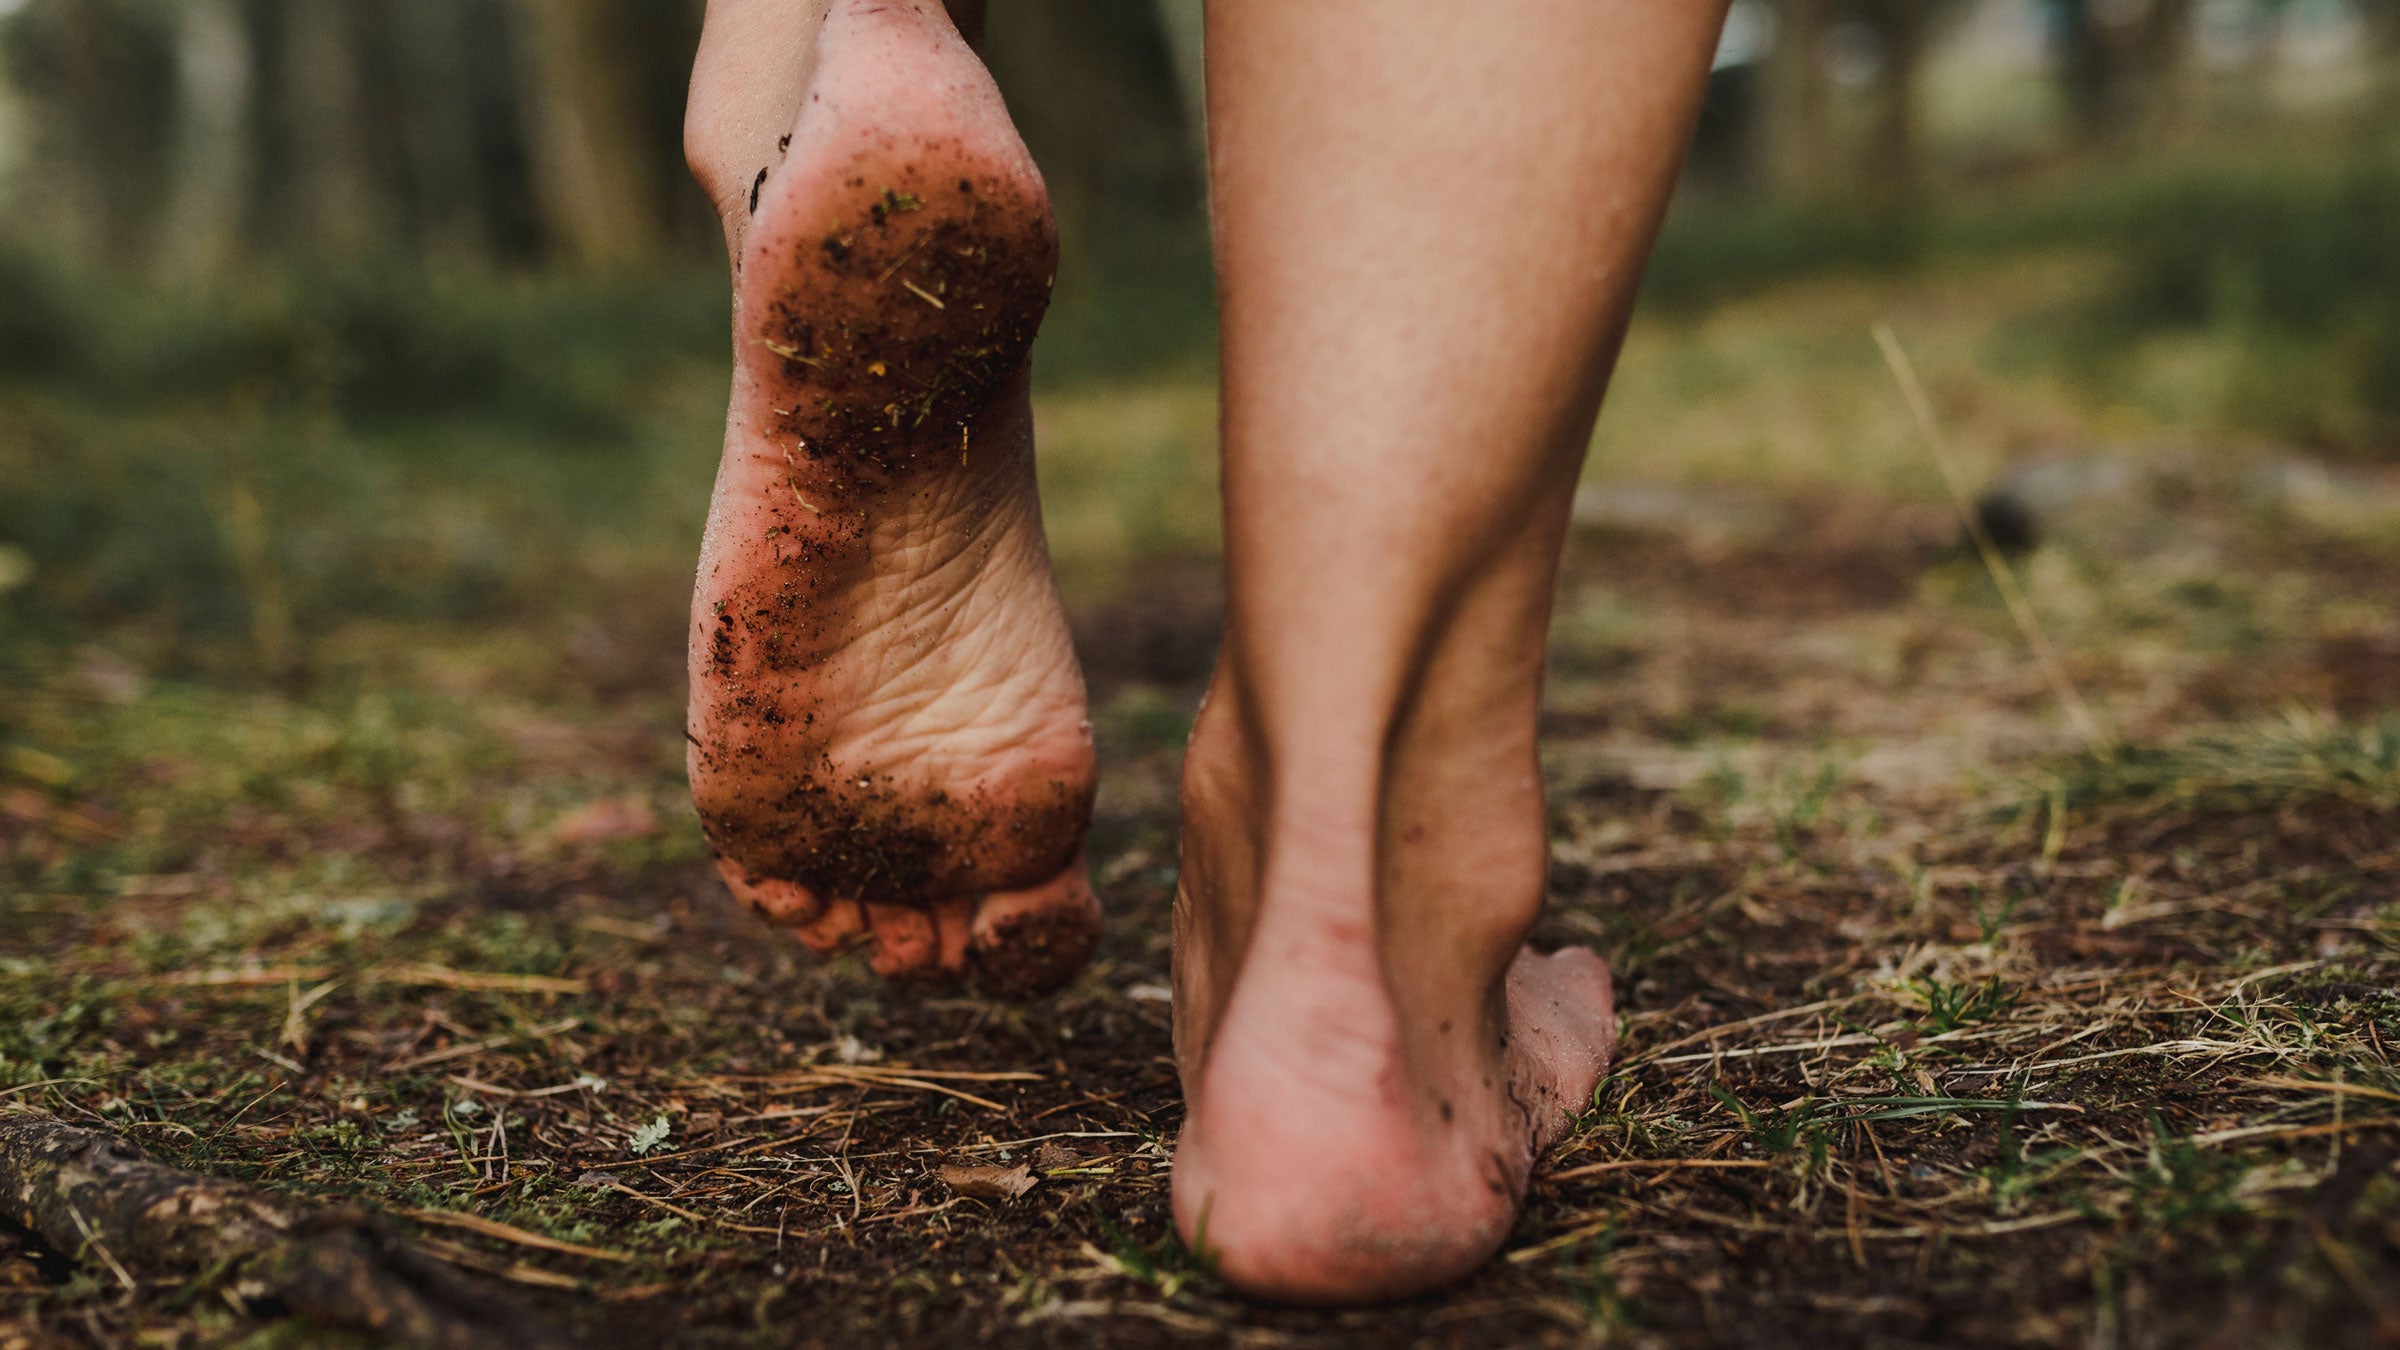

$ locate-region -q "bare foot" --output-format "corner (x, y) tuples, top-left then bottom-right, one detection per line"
(682, 0), (1098, 997)
(1169, 677), (1617, 1303)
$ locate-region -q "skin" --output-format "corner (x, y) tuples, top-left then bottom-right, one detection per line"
(1170, 1), (1729, 1300)
(684, 0), (1100, 996)
(683, 0), (1727, 1301)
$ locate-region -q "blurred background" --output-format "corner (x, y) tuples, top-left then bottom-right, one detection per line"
(1, 0), (2397, 893)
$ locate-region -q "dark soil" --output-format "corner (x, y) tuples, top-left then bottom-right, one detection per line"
(3, 501), (2398, 1348)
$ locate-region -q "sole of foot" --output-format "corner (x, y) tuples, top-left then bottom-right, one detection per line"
(1167, 694), (1618, 1303)
(684, 0), (1099, 998)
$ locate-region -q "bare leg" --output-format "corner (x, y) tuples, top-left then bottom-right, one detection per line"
(1172, 0), (1729, 1302)
(681, 0), (1100, 996)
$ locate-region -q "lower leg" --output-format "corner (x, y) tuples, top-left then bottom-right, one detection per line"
(1173, 0), (1729, 1302)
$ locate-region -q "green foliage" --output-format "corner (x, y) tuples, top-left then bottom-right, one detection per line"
(0, 271), (727, 664)
(1561, 1226), (1640, 1335)
(0, 981), (108, 1081)
(2050, 715), (2400, 814)
(1769, 759), (1847, 862)
(2092, 158), (2400, 445)
(1912, 975), (2021, 1033)
(0, 261), (726, 430)
(1646, 148), (2400, 453)
(1981, 1105), (2081, 1216)
(1643, 200), (1929, 312)
(627, 1115), (672, 1156)
(2128, 1116), (2251, 1230)
(1711, 1087), (1832, 1166)
(1097, 1212), (1218, 1301)
(1968, 886), (2022, 945)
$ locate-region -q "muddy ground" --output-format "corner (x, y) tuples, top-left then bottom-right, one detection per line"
(3, 461), (2399, 1348)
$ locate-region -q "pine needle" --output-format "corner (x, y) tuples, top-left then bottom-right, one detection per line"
(1873, 323), (2113, 757)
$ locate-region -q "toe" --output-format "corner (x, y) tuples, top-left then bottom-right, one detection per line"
(788, 897), (870, 953)
(862, 903), (943, 977)
(719, 859), (827, 926)
(967, 854), (1101, 999)
(930, 897), (976, 975)
(1506, 945), (1617, 1147)
(863, 898), (975, 981)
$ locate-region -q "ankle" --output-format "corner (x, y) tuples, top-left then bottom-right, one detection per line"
(1176, 657), (1551, 1014)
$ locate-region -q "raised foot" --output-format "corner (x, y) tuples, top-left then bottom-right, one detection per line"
(684, 0), (1096, 996)
(1172, 941), (1616, 1303)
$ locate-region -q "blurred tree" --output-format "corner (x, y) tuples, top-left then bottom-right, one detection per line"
(2363, 0), (2400, 116)
(0, 0), (1187, 280)
(1746, 0), (1970, 201)
(1150, 0), (1205, 168)
(154, 0), (251, 282)
(983, 0), (1200, 255)
(2141, 0), (2199, 143)
(375, 0), (507, 266)
(1856, 0), (1930, 197)
(2049, 0), (2199, 148)
(1765, 0), (1838, 194)
(275, 0), (391, 261)
(5, 0), (173, 261)
(509, 0), (667, 267)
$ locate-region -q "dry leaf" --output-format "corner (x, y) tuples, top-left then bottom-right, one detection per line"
(938, 1162), (1036, 1202)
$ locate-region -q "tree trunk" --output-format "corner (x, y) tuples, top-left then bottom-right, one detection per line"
(154, 0), (255, 284)
(1767, 0), (1839, 195)
(2137, 0), (2199, 146)
(1151, 0), (1207, 172)
(382, 0), (500, 267)
(508, 0), (666, 269)
(44, 0), (151, 261)
(2364, 0), (2400, 121)
(1866, 0), (1925, 201)
(279, 0), (390, 262)
(980, 0), (1199, 262)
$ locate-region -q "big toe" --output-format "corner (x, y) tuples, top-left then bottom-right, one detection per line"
(1506, 946), (1617, 1141)
(967, 856), (1101, 999)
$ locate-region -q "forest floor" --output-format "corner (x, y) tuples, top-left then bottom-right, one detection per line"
(5, 241), (2400, 1346)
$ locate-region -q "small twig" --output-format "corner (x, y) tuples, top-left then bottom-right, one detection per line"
(2251, 1075), (2400, 1106)
(444, 1074), (606, 1101)
(1543, 1158), (1775, 1183)
(874, 235), (929, 284)
(601, 1182), (785, 1236)
(779, 445), (824, 515)
(1872, 323), (2112, 757)
(371, 964), (587, 996)
(382, 1017), (581, 1075)
(2308, 1218), (2400, 1339)
(65, 1204), (137, 1292)
(757, 339), (825, 368)
(402, 1208), (631, 1263)
(281, 978), (339, 1056)
(900, 280), (946, 310)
